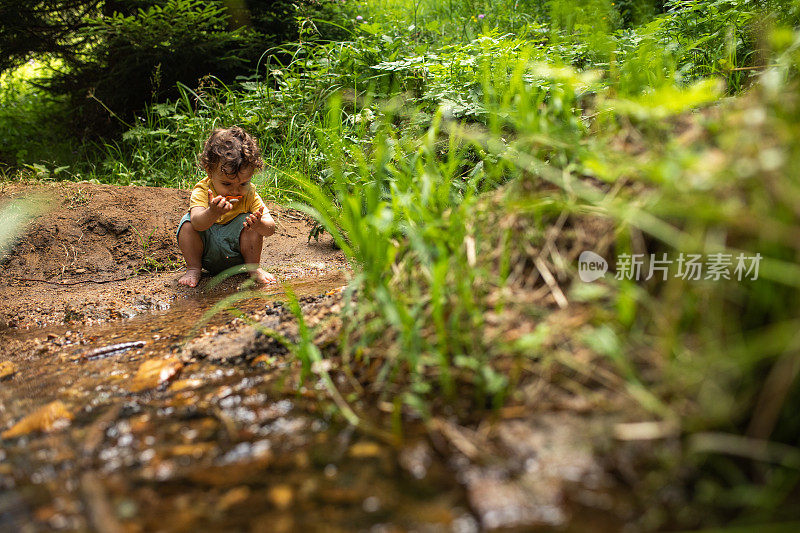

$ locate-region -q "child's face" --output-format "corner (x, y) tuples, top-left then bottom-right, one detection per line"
(208, 165), (255, 198)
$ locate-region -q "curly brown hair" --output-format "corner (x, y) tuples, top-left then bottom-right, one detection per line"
(198, 126), (264, 175)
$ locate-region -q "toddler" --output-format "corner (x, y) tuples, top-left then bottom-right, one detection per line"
(177, 126), (276, 287)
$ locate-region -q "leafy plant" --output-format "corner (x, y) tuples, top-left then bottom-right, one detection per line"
(131, 226), (178, 273)
(64, 187), (90, 209)
(660, 0), (779, 91)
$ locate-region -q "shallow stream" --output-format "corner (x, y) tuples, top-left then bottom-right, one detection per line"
(0, 274), (473, 532)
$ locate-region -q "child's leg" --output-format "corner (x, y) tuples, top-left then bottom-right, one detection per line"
(177, 223), (204, 287)
(239, 226), (276, 284)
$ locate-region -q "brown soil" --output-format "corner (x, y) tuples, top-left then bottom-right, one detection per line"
(0, 180), (348, 330)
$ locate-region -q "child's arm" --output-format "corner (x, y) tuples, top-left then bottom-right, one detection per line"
(243, 207), (276, 237)
(189, 191), (236, 231)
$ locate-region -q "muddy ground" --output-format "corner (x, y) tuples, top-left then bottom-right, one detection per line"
(0, 181), (653, 532)
(0, 180), (349, 330)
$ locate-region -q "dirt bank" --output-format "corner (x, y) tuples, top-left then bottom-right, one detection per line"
(0, 180), (348, 330)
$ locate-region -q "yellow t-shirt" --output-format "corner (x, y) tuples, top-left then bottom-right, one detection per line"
(189, 176), (268, 225)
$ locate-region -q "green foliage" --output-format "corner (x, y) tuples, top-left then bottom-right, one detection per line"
(289, 98), (503, 407)
(549, 0), (623, 35)
(659, 0), (795, 91)
(0, 1), (100, 74)
(614, 0), (665, 27)
(0, 0), (353, 142)
(271, 2), (800, 524)
(52, 0), (263, 135)
(0, 62), (80, 169)
(91, 48), (343, 190)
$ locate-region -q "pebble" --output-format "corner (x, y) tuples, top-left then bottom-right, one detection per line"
(267, 485), (294, 510)
(1, 401), (73, 439)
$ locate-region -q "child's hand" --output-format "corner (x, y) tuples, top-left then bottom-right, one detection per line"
(208, 190), (235, 214)
(243, 207), (267, 232)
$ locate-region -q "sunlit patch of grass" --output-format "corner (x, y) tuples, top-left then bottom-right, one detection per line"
(0, 193), (52, 259)
(0, 60), (80, 170)
(63, 187), (90, 209)
(130, 226), (180, 274)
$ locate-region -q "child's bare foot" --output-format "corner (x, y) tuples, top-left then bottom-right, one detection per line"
(250, 268), (277, 285)
(178, 268), (202, 287)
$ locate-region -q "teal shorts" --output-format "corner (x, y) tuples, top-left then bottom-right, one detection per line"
(176, 212), (249, 274)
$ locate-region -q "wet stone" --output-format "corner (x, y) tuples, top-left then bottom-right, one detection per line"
(465, 470), (566, 529)
(183, 330), (259, 363)
(461, 413), (612, 530)
(0, 361), (16, 380)
(1, 401), (73, 440)
(399, 441), (433, 480)
(267, 484), (294, 510)
(129, 358), (183, 392)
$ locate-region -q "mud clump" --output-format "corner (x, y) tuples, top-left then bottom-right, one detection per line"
(82, 213), (130, 236)
(183, 294), (344, 364)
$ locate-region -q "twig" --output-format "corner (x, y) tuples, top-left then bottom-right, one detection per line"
(533, 256), (568, 309)
(430, 418), (483, 461)
(690, 432), (800, 467)
(81, 472), (124, 533)
(726, 65), (777, 72)
(11, 276), (130, 285)
(79, 341), (146, 361)
(87, 89), (133, 130)
(747, 351), (800, 439)
(281, 212), (306, 221)
(82, 404), (123, 456)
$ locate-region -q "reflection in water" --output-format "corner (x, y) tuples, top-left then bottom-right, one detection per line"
(0, 273), (471, 532)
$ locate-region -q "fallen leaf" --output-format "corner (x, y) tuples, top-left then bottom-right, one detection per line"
(130, 358), (183, 392)
(169, 442), (216, 458)
(169, 378), (204, 392)
(187, 455), (272, 486)
(0, 361), (16, 380)
(250, 354), (275, 367)
(348, 441), (383, 459)
(218, 487), (251, 511)
(2, 401), (73, 439)
(267, 484), (294, 510)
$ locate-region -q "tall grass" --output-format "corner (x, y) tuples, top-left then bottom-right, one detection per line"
(282, 3), (800, 526)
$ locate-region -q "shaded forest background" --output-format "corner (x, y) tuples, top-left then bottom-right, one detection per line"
(0, 0), (351, 167)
